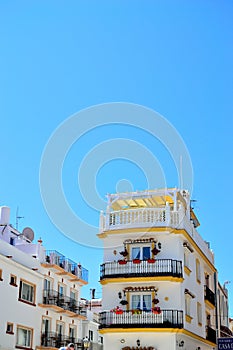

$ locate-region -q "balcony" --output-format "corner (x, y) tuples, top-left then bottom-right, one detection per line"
(99, 309), (183, 329)
(40, 290), (87, 317)
(204, 285), (215, 307)
(206, 325), (216, 344)
(43, 250), (88, 284)
(100, 259), (183, 280)
(41, 332), (103, 349)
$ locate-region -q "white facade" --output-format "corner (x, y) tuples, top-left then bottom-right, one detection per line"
(0, 206), (102, 350)
(98, 188), (230, 350)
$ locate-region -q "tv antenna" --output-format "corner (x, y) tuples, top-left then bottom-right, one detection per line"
(16, 207), (24, 230)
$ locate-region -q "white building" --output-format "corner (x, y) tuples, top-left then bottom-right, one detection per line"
(0, 206), (102, 350)
(98, 188), (231, 350)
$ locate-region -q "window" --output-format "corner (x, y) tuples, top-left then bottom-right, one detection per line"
(10, 274), (17, 286)
(58, 284), (65, 296)
(42, 318), (50, 339)
(70, 290), (76, 301)
(69, 325), (76, 342)
(131, 294), (151, 311)
(0, 269), (3, 281)
(56, 322), (64, 341)
(6, 322), (14, 334)
(89, 330), (93, 341)
(44, 278), (52, 291)
(132, 246), (151, 260)
(197, 302), (202, 325)
(19, 280), (35, 304)
(196, 259), (201, 283)
(16, 326), (32, 348)
(10, 237), (15, 245)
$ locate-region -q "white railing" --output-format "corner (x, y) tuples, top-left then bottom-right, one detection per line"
(99, 207), (214, 264)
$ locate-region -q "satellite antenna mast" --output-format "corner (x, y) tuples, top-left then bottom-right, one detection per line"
(16, 207), (24, 230)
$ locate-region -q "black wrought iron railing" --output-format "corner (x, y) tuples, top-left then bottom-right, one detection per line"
(99, 309), (183, 329)
(100, 259), (183, 279)
(44, 250), (88, 283)
(206, 325), (217, 343)
(204, 285), (215, 306)
(41, 333), (103, 349)
(42, 290), (87, 316)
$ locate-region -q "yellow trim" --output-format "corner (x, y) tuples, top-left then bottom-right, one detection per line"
(185, 314), (193, 323)
(184, 266), (192, 276)
(98, 227), (216, 272)
(151, 241), (155, 258)
(100, 276), (184, 285)
(205, 299), (215, 309)
(99, 328), (217, 345)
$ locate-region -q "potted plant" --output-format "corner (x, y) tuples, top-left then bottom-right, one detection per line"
(120, 299), (128, 306)
(151, 247), (160, 255)
(152, 298), (159, 304)
(152, 306), (161, 314)
(131, 308), (142, 315)
(111, 306), (123, 314)
(147, 258), (156, 263)
(120, 249), (128, 257)
(132, 258), (141, 264)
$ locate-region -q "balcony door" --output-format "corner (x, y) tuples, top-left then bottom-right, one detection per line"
(132, 246), (151, 260)
(42, 318), (50, 335)
(131, 294), (152, 311)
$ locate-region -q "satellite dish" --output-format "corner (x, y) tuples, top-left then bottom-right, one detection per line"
(22, 227), (34, 242)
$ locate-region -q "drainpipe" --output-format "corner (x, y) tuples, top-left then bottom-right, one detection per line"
(214, 272), (219, 341)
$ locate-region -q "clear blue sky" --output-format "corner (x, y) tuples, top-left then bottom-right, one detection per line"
(0, 1), (233, 313)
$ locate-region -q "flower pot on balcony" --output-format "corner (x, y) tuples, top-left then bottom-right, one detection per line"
(152, 307), (161, 314)
(133, 259), (141, 264)
(131, 309), (142, 315)
(118, 260), (127, 265)
(115, 310), (123, 314)
(111, 306), (123, 314)
(147, 258), (156, 263)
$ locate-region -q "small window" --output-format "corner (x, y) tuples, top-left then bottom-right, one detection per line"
(10, 237), (15, 245)
(197, 302), (202, 325)
(16, 326), (32, 348)
(0, 269), (3, 281)
(131, 294), (152, 311)
(10, 275), (17, 286)
(19, 280), (35, 304)
(6, 322), (14, 334)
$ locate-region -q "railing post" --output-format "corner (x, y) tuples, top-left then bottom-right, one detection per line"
(165, 202), (170, 226)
